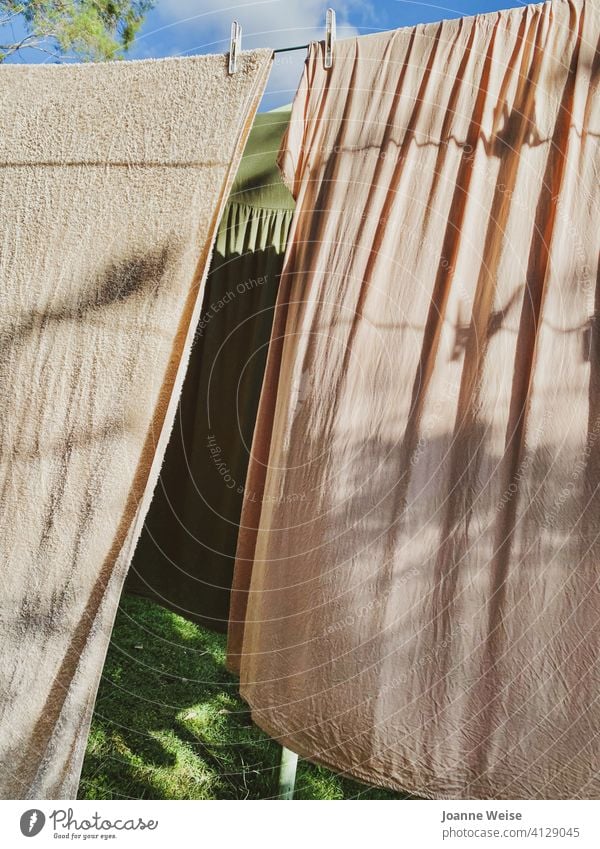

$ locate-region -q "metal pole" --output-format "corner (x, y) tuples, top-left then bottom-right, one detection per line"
(277, 746), (299, 799)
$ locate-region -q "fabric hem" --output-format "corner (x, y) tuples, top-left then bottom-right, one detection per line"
(245, 707), (558, 800)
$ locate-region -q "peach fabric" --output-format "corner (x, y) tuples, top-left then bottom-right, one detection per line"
(0, 51), (272, 799)
(228, 0), (600, 799)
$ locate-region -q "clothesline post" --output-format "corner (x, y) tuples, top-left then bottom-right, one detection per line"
(277, 746), (299, 799)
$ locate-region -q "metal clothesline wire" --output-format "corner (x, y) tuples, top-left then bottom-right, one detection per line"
(272, 44), (311, 54)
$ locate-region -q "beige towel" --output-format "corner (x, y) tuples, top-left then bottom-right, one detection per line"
(228, 0), (600, 799)
(0, 51), (272, 799)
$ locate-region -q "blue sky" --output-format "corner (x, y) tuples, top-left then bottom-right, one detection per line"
(2, 0), (528, 110)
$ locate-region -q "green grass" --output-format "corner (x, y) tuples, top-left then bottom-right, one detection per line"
(80, 595), (402, 800)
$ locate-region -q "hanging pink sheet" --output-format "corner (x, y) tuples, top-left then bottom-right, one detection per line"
(228, 0), (600, 799)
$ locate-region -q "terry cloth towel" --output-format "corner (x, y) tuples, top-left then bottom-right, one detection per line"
(228, 0), (600, 799)
(124, 107), (294, 632)
(0, 50), (272, 800)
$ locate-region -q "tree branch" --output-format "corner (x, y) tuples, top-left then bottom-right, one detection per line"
(0, 32), (61, 58)
(0, 7), (25, 28)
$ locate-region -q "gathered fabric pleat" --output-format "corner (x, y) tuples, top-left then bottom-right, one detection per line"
(125, 108), (294, 632)
(228, 0), (600, 799)
(0, 50), (272, 799)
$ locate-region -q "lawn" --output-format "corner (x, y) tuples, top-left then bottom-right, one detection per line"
(80, 595), (403, 800)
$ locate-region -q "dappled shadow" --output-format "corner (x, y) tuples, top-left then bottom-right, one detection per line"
(80, 596), (402, 800)
(0, 245), (171, 354)
(0, 243), (177, 798)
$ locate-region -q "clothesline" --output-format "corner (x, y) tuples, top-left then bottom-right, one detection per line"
(273, 44), (310, 54)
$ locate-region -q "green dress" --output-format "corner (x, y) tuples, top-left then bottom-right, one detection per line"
(125, 107), (294, 631)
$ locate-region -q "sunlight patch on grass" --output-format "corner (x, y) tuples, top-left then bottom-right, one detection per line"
(80, 595), (402, 800)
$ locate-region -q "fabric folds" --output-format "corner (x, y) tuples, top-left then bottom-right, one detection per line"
(125, 107), (294, 631)
(0, 51), (272, 799)
(228, 0), (600, 799)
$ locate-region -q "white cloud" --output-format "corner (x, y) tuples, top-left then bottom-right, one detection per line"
(153, 0), (363, 44)
(143, 0), (368, 104)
